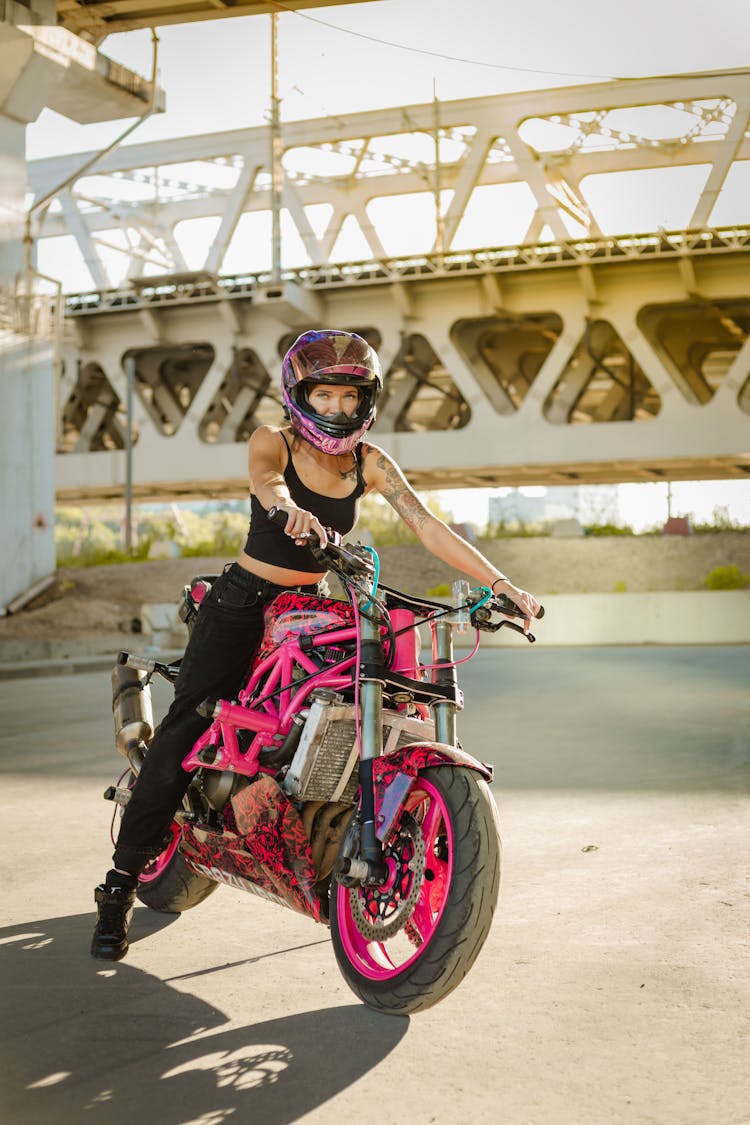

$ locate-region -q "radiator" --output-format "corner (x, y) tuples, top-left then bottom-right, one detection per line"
(283, 693), (434, 804)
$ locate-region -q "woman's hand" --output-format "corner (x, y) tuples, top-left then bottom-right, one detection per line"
(277, 503), (328, 549)
(492, 578), (541, 633)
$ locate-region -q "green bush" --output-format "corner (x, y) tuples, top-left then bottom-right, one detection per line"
(583, 524), (635, 537)
(180, 511), (247, 557)
(693, 521), (750, 534)
(426, 583), (451, 598)
(483, 521), (550, 538)
(54, 505), (248, 566)
(703, 564), (750, 590)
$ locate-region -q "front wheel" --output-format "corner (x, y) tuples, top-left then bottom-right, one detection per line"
(329, 766), (501, 1016)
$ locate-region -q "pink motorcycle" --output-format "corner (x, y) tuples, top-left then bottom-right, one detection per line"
(107, 513), (542, 1015)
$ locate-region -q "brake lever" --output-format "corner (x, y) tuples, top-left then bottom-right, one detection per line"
(470, 605), (538, 642)
(500, 620), (537, 643)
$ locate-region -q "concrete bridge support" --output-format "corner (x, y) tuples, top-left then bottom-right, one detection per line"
(1, 91), (56, 610)
(0, 0), (160, 610)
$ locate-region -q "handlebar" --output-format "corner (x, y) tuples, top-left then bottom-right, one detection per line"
(117, 650), (181, 682)
(467, 592), (545, 644)
(267, 505), (545, 639)
(267, 506), (374, 579)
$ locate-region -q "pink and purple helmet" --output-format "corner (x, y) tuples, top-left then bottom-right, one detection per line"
(281, 329), (382, 455)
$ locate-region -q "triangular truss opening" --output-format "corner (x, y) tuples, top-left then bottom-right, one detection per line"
(451, 313), (563, 414)
(376, 334), (470, 432)
(61, 362), (125, 452)
(124, 343), (214, 436)
(199, 349), (282, 444)
(638, 299), (750, 406)
(544, 319), (660, 424)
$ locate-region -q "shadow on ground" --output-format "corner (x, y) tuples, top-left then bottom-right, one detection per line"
(0, 913), (408, 1124)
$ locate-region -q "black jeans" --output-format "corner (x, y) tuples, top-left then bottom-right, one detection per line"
(113, 563), (321, 875)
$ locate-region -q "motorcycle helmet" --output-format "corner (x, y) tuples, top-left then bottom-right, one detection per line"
(281, 329), (382, 454)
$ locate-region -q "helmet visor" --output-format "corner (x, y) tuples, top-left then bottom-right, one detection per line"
(286, 332), (381, 386)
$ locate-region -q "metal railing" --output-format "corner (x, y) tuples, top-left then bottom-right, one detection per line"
(0, 285), (56, 342)
(63, 224), (750, 317)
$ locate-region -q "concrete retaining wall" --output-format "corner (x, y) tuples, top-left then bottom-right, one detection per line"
(461, 590), (750, 647)
(135, 590), (750, 649)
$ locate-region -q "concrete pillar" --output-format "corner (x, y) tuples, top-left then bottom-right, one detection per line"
(0, 110), (56, 610)
(0, 115), (26, 279)
(0, 6), (162, 610)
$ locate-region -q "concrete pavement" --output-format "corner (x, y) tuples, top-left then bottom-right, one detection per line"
(0, 647), (748, 1124)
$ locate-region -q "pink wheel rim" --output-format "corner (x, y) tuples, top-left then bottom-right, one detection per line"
(138, 822), (180, 884)
(335, 776), (453, 981)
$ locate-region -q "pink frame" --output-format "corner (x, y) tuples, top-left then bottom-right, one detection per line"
(182, 620), (377, 776)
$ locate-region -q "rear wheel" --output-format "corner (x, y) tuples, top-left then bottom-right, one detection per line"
(135, 825), (218, 913)
(329, 766), (501, 1016)
(116, 771), (218, 914)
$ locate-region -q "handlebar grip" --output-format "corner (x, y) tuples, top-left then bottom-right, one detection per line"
(266, 503), (329, 554)
(267, 505), (288, 527)
(495, 594), (545, 621)
(119, 652), (157, 674)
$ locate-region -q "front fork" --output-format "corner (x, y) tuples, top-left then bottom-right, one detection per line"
(353, 605), (387, 880)
(429, 620), (459, 747)
(340, 608), (460, 887)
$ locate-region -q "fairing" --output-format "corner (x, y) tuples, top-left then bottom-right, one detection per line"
(180, 776), (322, 921)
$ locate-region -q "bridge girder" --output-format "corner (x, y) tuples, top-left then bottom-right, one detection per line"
(30, 68), (750, 501)
(28, 68), (750, 291)
(55, 235), (750, 501)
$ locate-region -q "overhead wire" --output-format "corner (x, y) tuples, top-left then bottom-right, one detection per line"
(267, 0), (626, 82)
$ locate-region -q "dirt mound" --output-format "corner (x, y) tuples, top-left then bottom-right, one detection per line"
(0, 557), (227, 660)
(2, 533), (748, 661)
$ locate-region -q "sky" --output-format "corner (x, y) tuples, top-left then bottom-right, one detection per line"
(440, 480), (750, 532)
(25, 0), (750, 527)
(27, 0), (750, 158)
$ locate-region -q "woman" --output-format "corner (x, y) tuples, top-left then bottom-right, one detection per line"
(92, 329), (541, 960)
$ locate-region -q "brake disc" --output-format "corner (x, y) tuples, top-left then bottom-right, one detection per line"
(348, 813), (426, 941)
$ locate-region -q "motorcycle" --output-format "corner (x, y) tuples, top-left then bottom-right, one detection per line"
(106, 510), (543, 1015)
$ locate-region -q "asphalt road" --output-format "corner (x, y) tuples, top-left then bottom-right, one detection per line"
(1, 647), (748, 1125)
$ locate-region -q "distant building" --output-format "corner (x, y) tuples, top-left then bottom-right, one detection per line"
(488, 486), (583, 527)
(578, 485), (620, 526)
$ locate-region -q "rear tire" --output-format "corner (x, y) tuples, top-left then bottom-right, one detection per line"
(135, 827), (218, 914)
(330, 766), (501, 1016)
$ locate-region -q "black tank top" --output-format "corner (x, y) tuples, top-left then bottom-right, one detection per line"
(244, 433), (367, 573)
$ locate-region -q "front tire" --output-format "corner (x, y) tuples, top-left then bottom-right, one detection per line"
(329, 766), (501, 1016)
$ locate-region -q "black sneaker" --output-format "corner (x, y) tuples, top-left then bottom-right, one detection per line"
(91, 884), (136, 960)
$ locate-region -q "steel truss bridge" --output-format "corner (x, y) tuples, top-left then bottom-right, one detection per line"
(28, 68), (750, 501)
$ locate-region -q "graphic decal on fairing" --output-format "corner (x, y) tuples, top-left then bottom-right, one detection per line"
(253, 593), (354, 667)
(372, 744), (493, 840)
(180, 775), (322, 921)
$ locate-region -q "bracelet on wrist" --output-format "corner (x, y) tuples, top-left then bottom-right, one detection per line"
(491, 577), (509, 594)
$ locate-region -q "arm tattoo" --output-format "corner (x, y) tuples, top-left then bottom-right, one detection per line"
(376, 453), (430, 531)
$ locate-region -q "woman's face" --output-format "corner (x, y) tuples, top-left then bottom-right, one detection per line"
(306, 383), (361, 418)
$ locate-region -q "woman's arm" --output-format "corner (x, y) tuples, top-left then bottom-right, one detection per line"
(362, 444), (540, 621)
(248, 428), (328, 546)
